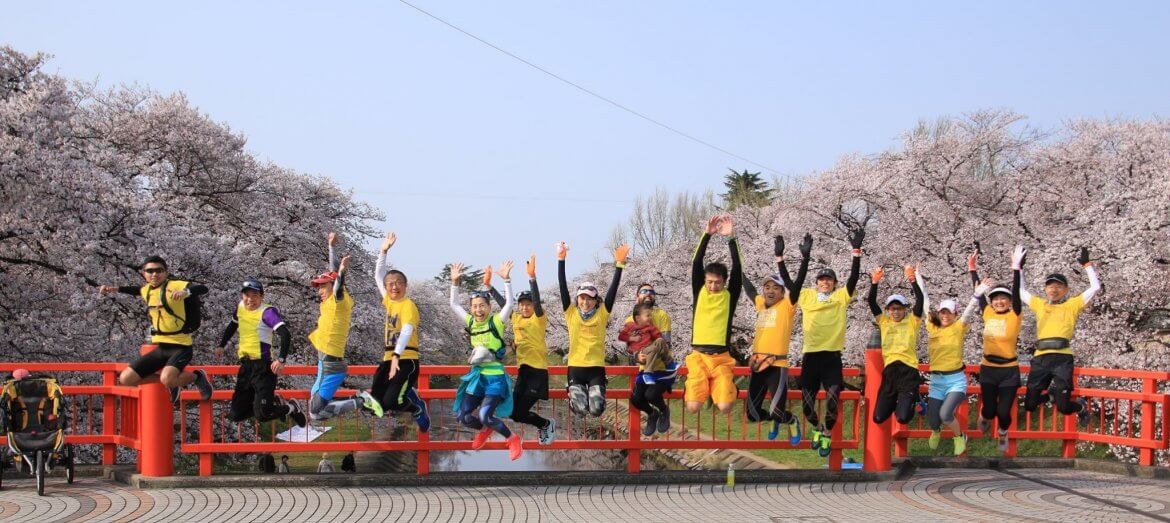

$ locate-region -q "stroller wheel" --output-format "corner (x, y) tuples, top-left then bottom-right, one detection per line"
(36, 451), (45, 496)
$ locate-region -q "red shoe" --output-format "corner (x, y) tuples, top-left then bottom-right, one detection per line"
(471, 428), (493, 450)
(507, 434), (524, 461)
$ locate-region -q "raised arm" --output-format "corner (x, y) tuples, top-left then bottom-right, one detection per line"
(334, 256), (349, 301)
(692, 228), (714, 301)
(968, 249), (987, 311)
(1011, 265), (1023, 314)
(963, 279), (992, 325)
(527, 254), (545, 317)
(742, 278), (759, 302)
(448, 262), (470, 319)
(786, 233), (813, 304)
(604, 244), (629, 312)
(557, 242), (571, 311)
(1078, 247), (1102, 304)
(727, 233), (744, 306)
(845, 228), (865, 296)
(497, 261), (516, 323)
(327, 232), (339, 272)
(374, 232), (396, 300)
(909, 265), (924, 318)
(868, 268), (884, 317)
(1012, 245), (1033, 303)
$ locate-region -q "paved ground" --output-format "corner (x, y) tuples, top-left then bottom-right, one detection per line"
(1, 468), (1168, 522)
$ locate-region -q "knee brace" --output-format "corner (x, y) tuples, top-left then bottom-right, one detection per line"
(568, 384), (588, 415)
(587, 384), (606, 416)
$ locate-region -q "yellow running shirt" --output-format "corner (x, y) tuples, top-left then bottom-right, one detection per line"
(139, 280), (193, 346)
(797, 287), (854, 352)
(512, 312), (549, 370)
(381, 295), (420, 361)
(309, 289), (354, 358)
(925, 320), (968, 372)
(1028, 295), (1085, 356)
(752, 296), (797, 367)
(691, 288), (731, 348)
(877, 314), (921, 368)
(566, 304), (610, 367)
(981, 309), (1022, 367)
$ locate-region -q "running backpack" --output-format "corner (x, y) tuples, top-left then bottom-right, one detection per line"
(156, 279), (203, 335)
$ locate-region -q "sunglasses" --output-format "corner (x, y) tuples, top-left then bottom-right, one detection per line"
(143, 267), (166, 275)
(470, 291), (491, 300)
(638, 289), (656, 295)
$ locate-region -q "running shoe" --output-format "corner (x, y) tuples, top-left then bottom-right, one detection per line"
(356, 390), (384, 418)
(538, 418), (557, 446)
(471, 427), (493, 450)
(768, 420), (781, 441)
(169, 386), (181, 406)
(192, 369), (214, 401)
(656, 407), (671, 434)
(810, 427), (824, 447)
(506, 434), (524, 461)
(643, 411), (659, 437)
(928, 430), (941, 450)
(408, 391), (430, 433)
(916, 396), (928, 417)
(953, 433), (969, 456)
(817, 432), (832, 458)
(287, 398), (308, 428)
(1076, 397), (1091, 427)
(978, 417), (992, 437)
(997, 429), (1010, 453)
(787, 421), (802, 446)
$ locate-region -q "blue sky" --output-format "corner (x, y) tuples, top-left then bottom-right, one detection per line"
(5, 2), (1169, 283)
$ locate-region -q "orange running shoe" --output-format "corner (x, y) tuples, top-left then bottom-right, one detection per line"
(471, 428), (493, 450)
(507, 434), (524, 461)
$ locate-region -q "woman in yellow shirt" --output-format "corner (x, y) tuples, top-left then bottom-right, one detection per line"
(868, 265), (925, 426)
(557, 241), (629, 417)
(969, 246), (1024, 453)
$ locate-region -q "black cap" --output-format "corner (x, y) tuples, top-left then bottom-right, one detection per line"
(815, 268), (837, 281)
(241, 279), (264, 293)
(1044, 273), (1069, 286)
(516, 291), (533, 302)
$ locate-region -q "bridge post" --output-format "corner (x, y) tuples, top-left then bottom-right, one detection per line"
(102, 370), (117, 465)
(627, 370), (641, 474)
(862, 345), (891, 472)
(417, 372), (431, 476)
(138, 344), (175, 476)
(1140, 377), (1156, 466)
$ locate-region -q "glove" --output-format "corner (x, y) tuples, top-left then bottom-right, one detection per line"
(973, 281), (991, 296)
(967, 251), (978, 272)
(904, 264), (916, 282)
(469, 346), (495, 365)
(483, 264), (493, 287)
(799, 233), (813, 257)
(849, 228), (866, 250)
(526, 254), (536, 279)
(774, 235), (784, 257)
(1078, 247), (1091, 266)
(556, 242), (568, 261)
(870, 267), (885, 283)
(1011, 245), (1027, 270)
(614, 244), (631, 267)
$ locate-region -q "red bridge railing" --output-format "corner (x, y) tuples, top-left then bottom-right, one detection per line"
(3, 347), (1168, 477)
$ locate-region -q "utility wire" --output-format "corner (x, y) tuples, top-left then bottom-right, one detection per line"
(396, 0), (782, 174)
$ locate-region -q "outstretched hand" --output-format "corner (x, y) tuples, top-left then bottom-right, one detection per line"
(450, 262), (465, 286)
(1011, 245), (1027, 270)
(1078, 247), (1091, 266)
(799, 233), (813, 257)
(614, 244), (631, 266)
(717, 215), (734, 236)
(338, 255), (352, 274)
(499, 260), (514, 280)
(774, 235), (785, 257)
(327, 232), (338, 247)
(556, 241), (569, 260)
(904, 264), (917, 282)
(967, 250), (978, 272)
(526, 254), (536, 279)
(705, 215), (721, 235)
(870, 267), (885, 283)
(380, 231), (397, 253)
(975, 277), (994, 296)
(483, 264), (493, 287)
(848, 228), (866, 250)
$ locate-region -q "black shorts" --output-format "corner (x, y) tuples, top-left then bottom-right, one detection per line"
(370, 358), (420, 410)
(800, 350), (844, 391)
(567, 366), (607, 388)
(229, 359), (279, 421)
(878, 361), (923, 398)
(514, 365), (550, 401)
(130, 343), (193, 377)
(1027, 353), (1075, 391)
(979, 365), (1021, 389)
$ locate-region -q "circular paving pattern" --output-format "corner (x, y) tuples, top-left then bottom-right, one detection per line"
(0, 468), (1167, 522)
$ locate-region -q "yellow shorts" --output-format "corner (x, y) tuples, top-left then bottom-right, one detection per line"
(684, 351), (738, 404)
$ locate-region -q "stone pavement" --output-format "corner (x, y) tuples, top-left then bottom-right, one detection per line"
(1, 468), (1168, 522)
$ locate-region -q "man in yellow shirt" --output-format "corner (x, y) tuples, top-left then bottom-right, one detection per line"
(795, 229), (864, 457)
(308, 233), (381, 421)
(868, 265), (924, 427)
(685, 215), (742, 415)
(1020, 246), (1101, 426)
(370, 232), (429, 432)
(742, 234), (809, 445)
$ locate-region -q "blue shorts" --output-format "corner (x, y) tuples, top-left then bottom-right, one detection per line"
(311, 360), (347, 402)
(468, 373), (510, 398)
(928, 371), (968, 400)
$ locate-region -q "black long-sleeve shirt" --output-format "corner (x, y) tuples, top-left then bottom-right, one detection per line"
(558, 260), (622, 313)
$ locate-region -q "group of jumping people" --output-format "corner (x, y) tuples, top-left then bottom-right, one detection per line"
(97, 214), (1101, 461)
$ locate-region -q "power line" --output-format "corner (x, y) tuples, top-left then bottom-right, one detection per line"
(396, 0), (782, 175)
(355, 190), (631, 204)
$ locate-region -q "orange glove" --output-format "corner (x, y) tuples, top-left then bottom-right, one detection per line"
(526, 254), (536, 278)
(614, 244), (631, 267)
(483, 264), (493, 287)
(870, 267), (885, 283)
(556, 242), (568, 261)
(904, 264), (916, 282)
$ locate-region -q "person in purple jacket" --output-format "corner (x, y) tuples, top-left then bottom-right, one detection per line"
(216, 279), (308, 427)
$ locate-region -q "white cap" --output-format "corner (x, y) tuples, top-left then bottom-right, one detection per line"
(884, 294), (909, 307)
(575, 282), (599, 298)
(937, 299), (957, 313)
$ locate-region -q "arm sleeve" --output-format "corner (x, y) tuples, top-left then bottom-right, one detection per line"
(218, 321), (238, 349)
(498, 280), (516, 325)
(488, 286), (506, 307)
(1011, 268), (1023, 314)
(333, 272), (345, 301)
(275, 324), (292, 360)
(374, 251), (388, 300)
(1081, 265), (1102, 304)
(845, 253), (862, 296)
(558, 259), (571, 311)
(911, 275), (925, 318)
(971, 269), (987, 311)
(393, 324), (415, 357)
(328, 244), (338, 272)
(728, 237), (744, 306)
(1019, 266), (1034, 304)
(742, 278), (758, 302)
(117, 285), (139, 295)
(530, 278), (544, 317)
(788, 253), (810, 304)
(959, 296), (980, 325)
(692, 233), (711, 302)
(449, 285), (469, 318)
(868, 280), (882, 317)
(604, 266), (623, 312)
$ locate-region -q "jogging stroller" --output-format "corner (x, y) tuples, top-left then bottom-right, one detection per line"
(0, 376), (75, 495)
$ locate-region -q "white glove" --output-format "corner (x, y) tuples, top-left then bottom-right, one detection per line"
(1011, 245), (1027, 270)
(973, 281), (991, 296)
(468, 346), (495, 365)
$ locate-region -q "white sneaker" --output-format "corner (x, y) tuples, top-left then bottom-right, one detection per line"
(538, 418), (557, 446)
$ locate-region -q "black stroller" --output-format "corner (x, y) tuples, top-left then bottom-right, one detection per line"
(1, 376), (75, 495)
